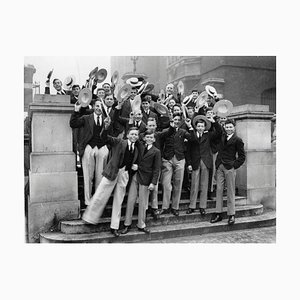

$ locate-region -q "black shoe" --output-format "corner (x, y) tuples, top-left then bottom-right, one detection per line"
(151, 209), (159, 220)
(137, 227), (151, 234)
(110, 228), (120, 237)
(210, 213), (223, 223)
(159, 208), (170, 215)
(228, 215), (235, 225)
(171, 208), (179, 216)
(200, 208), (206, 216)
(186, 208), (195, 214)
(121, 225), (131, 235)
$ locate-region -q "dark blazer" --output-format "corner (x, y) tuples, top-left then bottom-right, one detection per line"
(69, 112), (105, 157)
(141, 109), (158, 124)
(113, 107), (147, 138)
(100, 130), (140, 181)
(186, 122), (222, 170)
(113, 98), (132, 135)
(136, 145), (161, 186)
(215, 133), (246, 170)
(161, 128), (193, 161)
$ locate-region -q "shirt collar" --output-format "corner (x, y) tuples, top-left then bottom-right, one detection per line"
(227, 133), (234, 140)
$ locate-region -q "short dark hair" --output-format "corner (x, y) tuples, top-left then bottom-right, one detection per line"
(142, 96), (151, 103)
(192, 89), (199, 93)
(104, 92), (114, 99)
(205, 107), (213, 112)
(127, 126), (139, 133)
(96, 88), (105, 93)
(53, 78), (61, 85)
(144, 130), (155, 137)
(147, 117), (156, 124)
(102, 83), (110, 87)
(173, 113), (182, 119)
(195, 119), (206, 126)
(225, 119), (235, 126)
(72, 84), (80, 90)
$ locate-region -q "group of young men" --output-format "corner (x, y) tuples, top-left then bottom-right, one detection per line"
(47, 76), (246, 237)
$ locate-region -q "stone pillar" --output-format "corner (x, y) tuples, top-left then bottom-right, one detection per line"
(28, 94), (80, 242)
(230, 104), (276, 209)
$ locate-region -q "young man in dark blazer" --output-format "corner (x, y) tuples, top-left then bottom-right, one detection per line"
(141, 95), (158, 124)
(210, 119), (246, 225)
(82, 123), (141, 237)
(122, 130), (161, 234)
(69, 100), (109, 206)
(186, 115), (222, 215)
(160, 113), (194, 216)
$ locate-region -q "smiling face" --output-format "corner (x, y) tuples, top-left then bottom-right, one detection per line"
(173, 115), (182, 128)
(144, 133), (155, 145)
(166, 83), (174, 94)
(93, 100), (103, 116)
(146, 119), (157, 132)
(173, 105), (181, 114)
(142, 100), (150, 112)
(104, 94), (114, 107)
(196, 121), (206, 134)
(192, 91), (199, 99)
(127, 129), (139, 143)
(72, 86), (80, 96)
(133, 110), (142, 122)
(225, 123), (235, 136)
(53, 79), (62, 91)
(168, 99), (176, 109)
(97, 89), (105, 99)
(102, 83), (111, 93)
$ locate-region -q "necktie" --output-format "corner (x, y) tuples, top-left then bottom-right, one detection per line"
(97, 116), (100, 126)
(135, 122), (138, 127)
(129, 142), (134, 153)
(144, 145), (148, 155)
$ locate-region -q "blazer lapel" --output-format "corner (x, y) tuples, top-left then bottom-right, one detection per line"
(144, 146), (154, 159)
(88, 114), (94, 135)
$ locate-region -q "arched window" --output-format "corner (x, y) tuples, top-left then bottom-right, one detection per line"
(261, 88), (276, 113)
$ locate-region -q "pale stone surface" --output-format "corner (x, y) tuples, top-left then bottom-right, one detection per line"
(236, 120), (271, 150)
(246, 187), (276, 209)
(29, 171), (78, 203)
(231, 104), (270, 114)
(245, 150), (275, 165)
(30, 152), (75, 173)
(246, 165), (276, 189)
(34, 94), (70, 104)
(28, 200), (80, 242)
(31, 113), (72, 152)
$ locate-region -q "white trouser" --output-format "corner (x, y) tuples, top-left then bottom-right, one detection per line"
(82, 144), (108, 205)
(82, 167), (129, 228)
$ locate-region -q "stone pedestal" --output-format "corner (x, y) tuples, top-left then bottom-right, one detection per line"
(28, 94), (80, 242)
(230, 104), (276, 209)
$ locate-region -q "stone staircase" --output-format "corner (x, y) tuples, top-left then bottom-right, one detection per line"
(39, 182), (276, 243)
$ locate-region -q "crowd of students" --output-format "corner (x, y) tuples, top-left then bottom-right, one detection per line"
(44, 75), (246, 238)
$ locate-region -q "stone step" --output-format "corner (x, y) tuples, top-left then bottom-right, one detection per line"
(39, 206), (275, 243)
(61, 204), (261, 234)
(81, 196), (247, 218)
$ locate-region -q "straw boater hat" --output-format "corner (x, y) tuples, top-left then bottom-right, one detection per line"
(111, 70), (119, 85)
(192, 115), (211, 131)
(95, 68), (107, 83)
(195, 91), (209, 108)
(177, 80), (184, 95)
(89, 67), (98, 78)
(117, 84), (132, 102)
(205, 85), (218, 98)
(78, 88), (92, 107)
(126, 77), (143, 88)
(153, 102), (169, 116)
(63, 75), (76, 90)
(131, 95), (142, 113)
(213, 99), (233, 117)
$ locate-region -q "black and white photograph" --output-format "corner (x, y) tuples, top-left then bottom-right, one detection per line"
(24, 56), (276, 244)
(2, 1), (300, 300)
